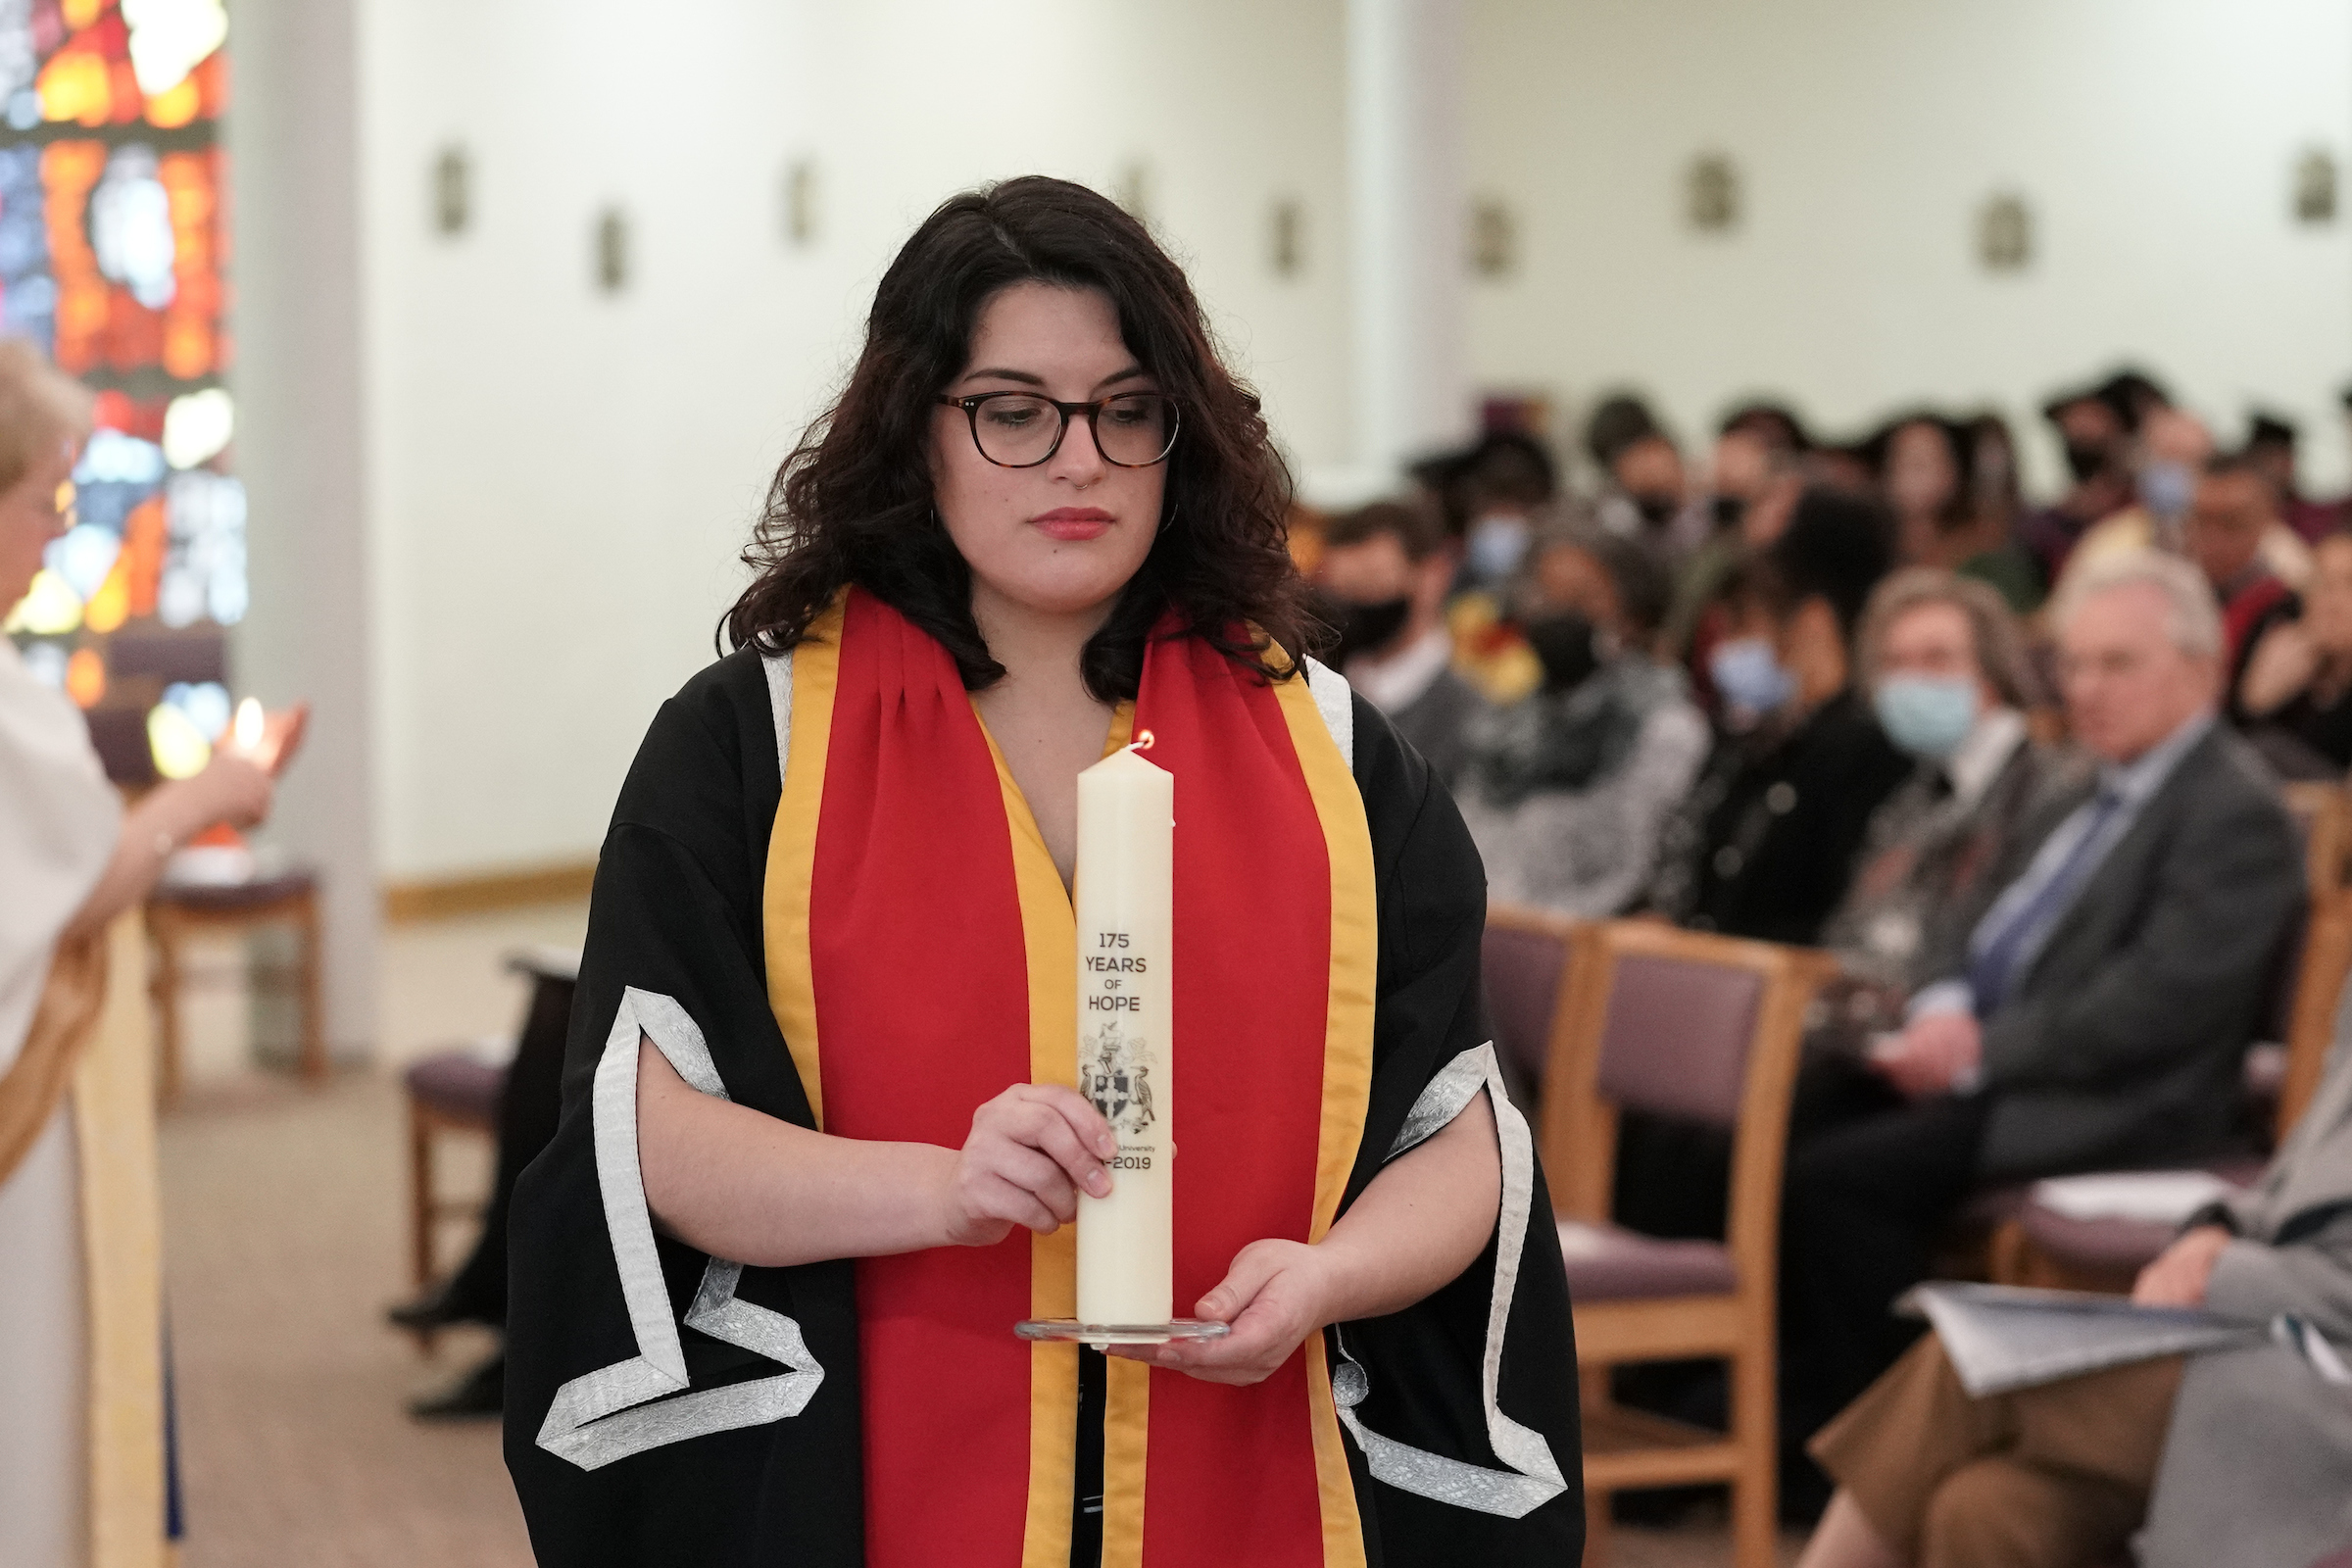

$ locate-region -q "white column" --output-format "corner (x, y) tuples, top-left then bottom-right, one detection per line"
(1345, 0), (1470, 494)
(224, 0), (380, 1060)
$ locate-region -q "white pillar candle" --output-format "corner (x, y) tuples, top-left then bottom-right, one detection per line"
(1074, 740), (1174, 1326)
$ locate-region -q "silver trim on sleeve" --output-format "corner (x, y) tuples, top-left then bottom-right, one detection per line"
(1329, 1043), (1570, 1519)
(535, 986), (825, 1471)
(1304, 656), (1354, 771)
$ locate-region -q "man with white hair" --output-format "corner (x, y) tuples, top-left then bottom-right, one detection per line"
(1779, 549), (2304, 1498)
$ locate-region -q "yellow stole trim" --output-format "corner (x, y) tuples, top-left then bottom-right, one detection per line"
(1271, 667), (1378, 1568)
(78, 913), (166, 1568)
(763, 599), (844, 1130)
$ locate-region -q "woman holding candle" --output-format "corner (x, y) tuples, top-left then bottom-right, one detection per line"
(0, 338), (304, 1567)
(506, 177), (1581, 1568)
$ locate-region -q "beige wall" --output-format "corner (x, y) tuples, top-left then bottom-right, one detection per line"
(1464, 0), (2352, 491)
(349, 0), (2352, 881)
(357, 0), (1350, 880)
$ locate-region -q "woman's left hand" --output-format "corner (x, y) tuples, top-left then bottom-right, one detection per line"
(1105, 1239), (1336, 1386)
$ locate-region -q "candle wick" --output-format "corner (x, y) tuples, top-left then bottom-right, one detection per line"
(1130, 729), (1155, 753)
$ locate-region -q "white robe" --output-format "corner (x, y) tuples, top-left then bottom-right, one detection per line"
(0, 636), (123, 1568)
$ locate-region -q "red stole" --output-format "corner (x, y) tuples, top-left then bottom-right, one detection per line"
(761, 589), (1376, 1568)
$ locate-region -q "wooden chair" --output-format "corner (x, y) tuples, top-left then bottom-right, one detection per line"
(1542, 918), (1837, 1568)
(145, 865), (324, 1103)
(401, 947), (578, 1344)
(404, 1054), (506, 1303)
(1483, 901), (1583, 1112)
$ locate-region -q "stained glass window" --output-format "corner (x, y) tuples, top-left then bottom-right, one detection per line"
(0, 0), (235, 784)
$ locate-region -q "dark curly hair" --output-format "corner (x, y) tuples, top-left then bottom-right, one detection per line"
(723, 175), (1309, 701)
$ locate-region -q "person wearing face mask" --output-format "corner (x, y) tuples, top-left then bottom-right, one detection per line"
(1615, 491), (1911, 1386)
(1816, 570), (2062, 1047)
(2016, 377), (2146, 587)
(1308, 500), (1487, 788)
(1584, 393), (1710, 571)
(1778, 550), (2301, 1519)
(1455, 530), (1708, 928)
(2058, 407), (2314, 600)
(1662, 402), (1812, 682)
(1643, 488), (1911, 947)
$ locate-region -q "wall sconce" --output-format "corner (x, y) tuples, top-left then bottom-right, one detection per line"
(1685, 152), (1739, 233)
(1977, 192), (2032, 271)
(594, 207), (629, 293)
(784, 159), (818, 246)
(2295, 147), (2338, 225)
(1468, 196), (1517, 279)
(1269, 196), (1304, 278)
(432, 145), (469, 236)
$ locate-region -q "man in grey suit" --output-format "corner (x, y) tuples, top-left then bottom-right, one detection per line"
(1794, 1001), (2352, 1568)
(1780, 549), (2306, 1478)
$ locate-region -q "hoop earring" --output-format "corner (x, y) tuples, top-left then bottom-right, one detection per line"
(1158, 503), (1179, 536)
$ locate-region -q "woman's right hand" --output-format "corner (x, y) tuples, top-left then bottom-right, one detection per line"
(937, 1084), (1116, 1247)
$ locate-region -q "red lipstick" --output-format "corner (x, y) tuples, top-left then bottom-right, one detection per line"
(1032, 507), (1114, 541)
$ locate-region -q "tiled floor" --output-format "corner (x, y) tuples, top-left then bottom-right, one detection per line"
(159, 900), (1795, 1566)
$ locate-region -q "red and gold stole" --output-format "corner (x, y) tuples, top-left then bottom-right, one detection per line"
(762, 588), (1377, 1568)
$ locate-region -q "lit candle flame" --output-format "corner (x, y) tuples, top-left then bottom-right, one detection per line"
(233, 697), (263, 754)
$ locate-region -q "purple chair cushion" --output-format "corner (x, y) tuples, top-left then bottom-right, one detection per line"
(1558, 1219), (1739, 1301)
(2019, 1159), (2262, 1274)
(1483, 925), (1569, 1089)
(404, 1053), (505, 1125)
(1592, 953), (1764, 1127)
(2018, 1206), (2177, 1274)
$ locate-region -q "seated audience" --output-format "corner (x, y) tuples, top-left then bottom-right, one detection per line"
(1414, 429), (1559, 702)
(1456, 530), (1709, 917)
(1780, 550), (2304, 1489)
(2183, 451), (2301, 703)
(1309, 498), (1485, 786)
(2239, 525), (2352, 777)
(2063, 406), (2313, 595)
(1819, 569), (2062, 1034)
(1585, 392), (1711, 569)
(2244, 407), (2345, 542)
(1414, 427), (1557, 587)
(1645, 487), (1910, 946)
(1956, 412), (2045, 612)
(2015, 375), (2144, 585)
(1866, 414), (2042, 613)
(1662, 401), (1811, 665)
(1797, 995), (2352, 1568)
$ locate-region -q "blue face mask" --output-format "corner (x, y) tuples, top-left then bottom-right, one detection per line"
(1708, 636), (1796, 715)
(1874, 674), (1979, 760)
(1463, 513), (1532, 585)
(2139, 460), (2194, 522)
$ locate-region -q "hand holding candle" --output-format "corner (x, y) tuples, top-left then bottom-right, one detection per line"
(224, 697), (311, 778)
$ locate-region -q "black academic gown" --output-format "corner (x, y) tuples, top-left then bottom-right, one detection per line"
(503, 647), (1583, 1568)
